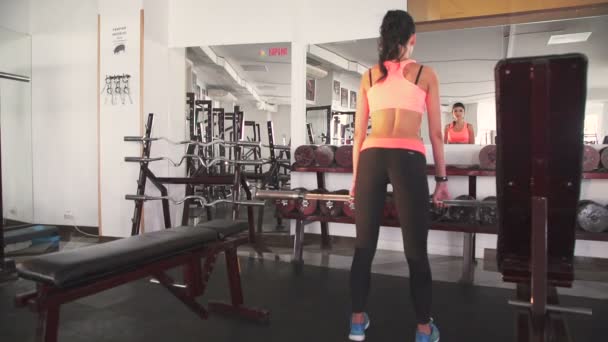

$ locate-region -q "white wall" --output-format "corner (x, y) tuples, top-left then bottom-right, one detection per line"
(0, 29), (31, 77)
(2, 0), (185, 236)
(98, 0), (144, 236)
(309, 72), (332, 107)
(98, 0), (187, 236)
(166, 47), (188, 226)
(169, 0), (406, 47)
(0, 0), (31, 34)
(30, 0), (99, 227)
(140, 0), (188, 233)
(272, 105), (292, 147)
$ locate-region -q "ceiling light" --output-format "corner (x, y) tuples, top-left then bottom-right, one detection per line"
(241, 64), (268, 72)
(257, 85), (277, 90)
(547, 32), (591, 45)
(306, 64), (328, 79)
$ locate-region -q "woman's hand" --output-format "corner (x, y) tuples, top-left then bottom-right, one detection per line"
(432, 182), (450, 207)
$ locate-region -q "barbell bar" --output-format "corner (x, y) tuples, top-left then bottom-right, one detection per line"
(124, 136), (290, 151)
(254, 189), (496, 207)
(125, 194), (265, 207)
(124, 155), (274, 168)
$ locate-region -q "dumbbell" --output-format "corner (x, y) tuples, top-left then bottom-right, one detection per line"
(335, 145), (353, 168)
(582, 145), (600, 172)
(314, 145), (337, 167)
(600, 147), (608, 170)
(447, 194), (477, 223)
(319, 189), (349, 217)
(576, 200), (608, 233)
(479, 145), (497, 170)
(478, 196), (498, 225)
(294, 145), (316, 167)
(274, 187), (305, 215)
(297, 188), (327, 216)
(429, 195), (447, 222)
(340, 193), (396, 220)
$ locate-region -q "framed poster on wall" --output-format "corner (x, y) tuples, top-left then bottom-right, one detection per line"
(192, 72), (198, 93)
(333, 80), (340, 101)
(306, 78), (316, 102)
(340, 88), (348, 107)
(350, 90), (357, 109)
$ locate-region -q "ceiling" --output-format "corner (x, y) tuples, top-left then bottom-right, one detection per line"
(318, 14), (608, 104)
(187, 42), (291, 105)
(185, 15), (607, 107)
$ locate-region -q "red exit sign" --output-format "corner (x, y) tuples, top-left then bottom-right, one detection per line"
(268, 47), (288, 56)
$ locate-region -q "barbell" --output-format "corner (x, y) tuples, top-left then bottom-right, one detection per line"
(124, 155), (274, 168)
(254, 189), (496, 207)
(125, 194), (265, 207)
(124, 136), (290, 151)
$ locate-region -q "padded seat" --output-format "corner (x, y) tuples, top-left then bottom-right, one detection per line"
(198, 219), (249, 239)
(16, 226), (218, 288)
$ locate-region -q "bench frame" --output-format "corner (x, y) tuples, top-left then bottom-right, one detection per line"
(15, 234), (269, 342)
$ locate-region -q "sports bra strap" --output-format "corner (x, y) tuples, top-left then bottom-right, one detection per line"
(415, 65), (424, 85)
(369, 69), (373, 87)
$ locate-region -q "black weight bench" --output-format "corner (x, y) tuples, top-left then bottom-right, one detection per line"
(15, 219), (269, 342)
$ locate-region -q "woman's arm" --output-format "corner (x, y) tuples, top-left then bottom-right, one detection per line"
(351, 69), (371, 196)
(426, 68), (446, 177)
(468, 123), (475, 144)
(444, 125), (449, 144)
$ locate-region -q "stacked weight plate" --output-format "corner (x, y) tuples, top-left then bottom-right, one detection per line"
(576, 200), (608, 233)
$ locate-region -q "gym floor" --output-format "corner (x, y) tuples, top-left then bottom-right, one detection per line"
(1, 252), (606, 342)
(1, 204), (606, 341)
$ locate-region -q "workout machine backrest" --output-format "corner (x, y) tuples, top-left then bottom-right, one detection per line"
(495, 54), (587, 285)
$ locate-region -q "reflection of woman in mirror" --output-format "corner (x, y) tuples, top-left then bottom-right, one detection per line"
(348, 9), (447, 342)
(444, 102), (474, 144)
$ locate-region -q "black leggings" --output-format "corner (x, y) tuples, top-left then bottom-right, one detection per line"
(350, 148), (432, 324)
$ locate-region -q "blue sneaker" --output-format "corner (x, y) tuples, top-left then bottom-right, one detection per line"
(415, 319), (440, 342)
(349, 313), (370, 341)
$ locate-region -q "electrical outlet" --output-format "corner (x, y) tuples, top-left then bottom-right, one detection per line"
(64, 211), (74, 220)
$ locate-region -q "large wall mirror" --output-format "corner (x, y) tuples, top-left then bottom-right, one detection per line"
(305, 47), (363, 146)
(305, 14), (608, 149)
(186, 43), (292, 150)
(183, 42), (292, 222)
(1, 26), (33, 229)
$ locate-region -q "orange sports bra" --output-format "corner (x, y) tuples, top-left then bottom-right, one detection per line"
(367, 60), (426, 114)
(446, 122), (470, 143)
(360, 59), (428, 155)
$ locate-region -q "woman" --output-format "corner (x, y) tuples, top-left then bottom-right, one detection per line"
(349, 10), (449, 342)
(444, 102), (475, 144)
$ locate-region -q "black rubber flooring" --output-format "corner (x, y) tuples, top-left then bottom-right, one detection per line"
(1, 257), (605, 342)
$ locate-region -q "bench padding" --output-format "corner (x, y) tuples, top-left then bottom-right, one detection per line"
(16, 226), (219, 287)
(199, 219), (249, 239)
